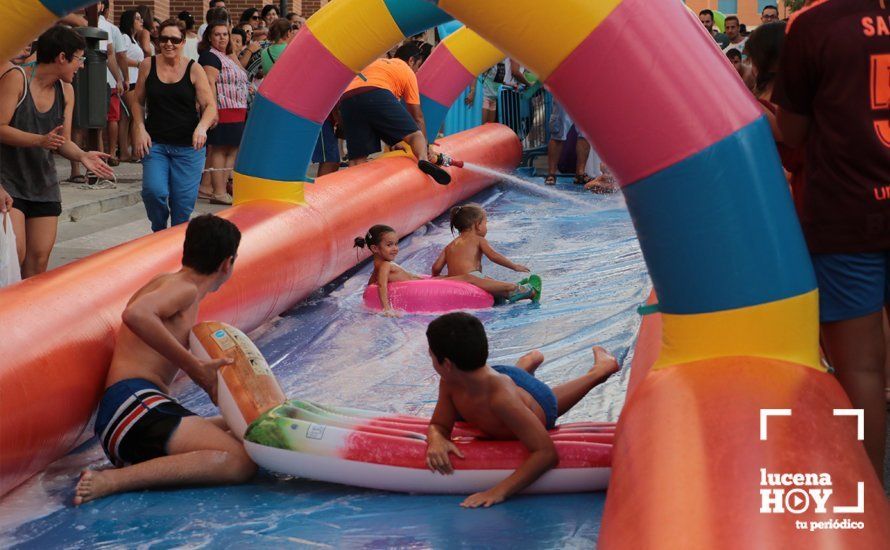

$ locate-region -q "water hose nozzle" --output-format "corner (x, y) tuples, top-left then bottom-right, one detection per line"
(435, 153), (464, 168)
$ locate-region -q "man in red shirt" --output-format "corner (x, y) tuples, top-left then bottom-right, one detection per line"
(773, 0), (890, 481)
(340, 42), (449, 184)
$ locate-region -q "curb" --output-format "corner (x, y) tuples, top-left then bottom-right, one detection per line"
(62, 187), (143, 222)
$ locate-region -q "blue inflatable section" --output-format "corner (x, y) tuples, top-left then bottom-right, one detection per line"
(437, 20), (463, 39)
(235, 95), (321, 182)
(623, 116), (816, 315)
(420, 94), (451, 143)
(383, 0), (452, 37)
(38, 0), (87, 17)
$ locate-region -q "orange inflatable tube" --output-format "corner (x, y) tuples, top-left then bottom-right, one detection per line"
(0, 124), (521, 497)
(603, 304), (890, 548)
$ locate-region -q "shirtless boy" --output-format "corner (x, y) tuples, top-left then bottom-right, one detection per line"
(424, 312), (619, 507)
(74, 214), (254, 504)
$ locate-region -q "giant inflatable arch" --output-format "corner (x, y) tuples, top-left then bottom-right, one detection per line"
(0, 0), (887, 547)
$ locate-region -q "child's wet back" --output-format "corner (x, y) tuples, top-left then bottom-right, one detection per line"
(442, 204), (488, 276)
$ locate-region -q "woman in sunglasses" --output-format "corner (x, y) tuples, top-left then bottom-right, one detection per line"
(127, 19), (217, 232)
(237, 9), (265, 73)
(239, 8), (263, 30)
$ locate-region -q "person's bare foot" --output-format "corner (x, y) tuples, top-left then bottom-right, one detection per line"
(590, 346), (619, 378)
(518, 350), (545, 374)
(73, 469), (116, 505)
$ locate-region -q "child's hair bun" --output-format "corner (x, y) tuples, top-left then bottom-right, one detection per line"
(449, 203), (485, 234)
(353, 236), (367, 249)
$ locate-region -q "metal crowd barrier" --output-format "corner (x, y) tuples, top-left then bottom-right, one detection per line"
(441, 80), (552, 164)
(497, 84), (552, 161)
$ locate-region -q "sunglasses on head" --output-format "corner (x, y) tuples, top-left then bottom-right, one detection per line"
(158, 35), (183, 44)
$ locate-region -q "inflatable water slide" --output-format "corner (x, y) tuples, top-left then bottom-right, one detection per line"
(0, 0), (887, 548)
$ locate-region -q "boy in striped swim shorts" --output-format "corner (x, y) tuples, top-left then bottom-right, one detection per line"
(74, 214), (255, 505)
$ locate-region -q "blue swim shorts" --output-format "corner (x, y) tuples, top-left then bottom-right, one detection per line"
(811, 251), (890, 323)
(491, 365), (558, 429)
(94, 378), (195, 467)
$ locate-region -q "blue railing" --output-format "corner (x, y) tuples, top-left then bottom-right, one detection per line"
(442, 84), (483, 139)
(441, 79), (552, 163)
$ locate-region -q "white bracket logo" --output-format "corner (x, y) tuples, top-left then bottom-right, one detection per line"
(832, 409), (865, 441)
(760, 408), (791, 441)
(759, 408), (866, 516)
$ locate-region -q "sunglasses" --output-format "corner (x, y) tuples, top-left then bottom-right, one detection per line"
(158, 36), (183, 44)
(251, 15), (260, 20)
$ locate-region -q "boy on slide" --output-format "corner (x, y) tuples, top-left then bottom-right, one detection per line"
(74, 214), (255, 505)
(424, 312), (619, 507)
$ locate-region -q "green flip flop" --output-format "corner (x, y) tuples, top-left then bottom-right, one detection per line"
(527, 274), (542, 303)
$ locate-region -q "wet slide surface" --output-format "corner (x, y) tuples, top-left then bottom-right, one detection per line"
(1, 175), (649, 548)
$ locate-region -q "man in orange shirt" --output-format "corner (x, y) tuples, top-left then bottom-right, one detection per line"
(340, 42), (450, 184)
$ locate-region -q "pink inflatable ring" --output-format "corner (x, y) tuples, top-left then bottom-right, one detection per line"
(363, 278), (494, 313)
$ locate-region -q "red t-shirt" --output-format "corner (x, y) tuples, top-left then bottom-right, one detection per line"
(772, 0), (890, 254)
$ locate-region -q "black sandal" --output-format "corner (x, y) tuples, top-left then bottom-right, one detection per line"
(574, 173), (593, 185)
(418, 160), (451, 185)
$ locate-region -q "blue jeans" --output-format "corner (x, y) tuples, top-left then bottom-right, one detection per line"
(141, 143), (205, 232)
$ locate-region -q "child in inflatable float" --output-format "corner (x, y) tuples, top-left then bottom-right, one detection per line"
(425, 312), (619, 508)
(354, 224), (423, 316)
(433, 204), (540, 302)
(74, 214), (256, 505)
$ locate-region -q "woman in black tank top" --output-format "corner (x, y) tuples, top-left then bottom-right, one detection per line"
(128, 20), (217, 233)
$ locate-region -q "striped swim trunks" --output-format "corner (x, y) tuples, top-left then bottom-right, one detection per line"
(94, 378), (195, 467)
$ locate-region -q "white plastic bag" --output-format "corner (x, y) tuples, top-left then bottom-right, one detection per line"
(0, 212), (21, 287)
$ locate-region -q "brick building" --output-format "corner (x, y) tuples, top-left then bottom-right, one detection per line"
(684, 1), (791, 28)
(105, 1), (326, 26)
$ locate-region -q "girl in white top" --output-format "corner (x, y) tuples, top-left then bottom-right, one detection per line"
(118, 10), (146, 162)
(119, 11), (145, 89)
